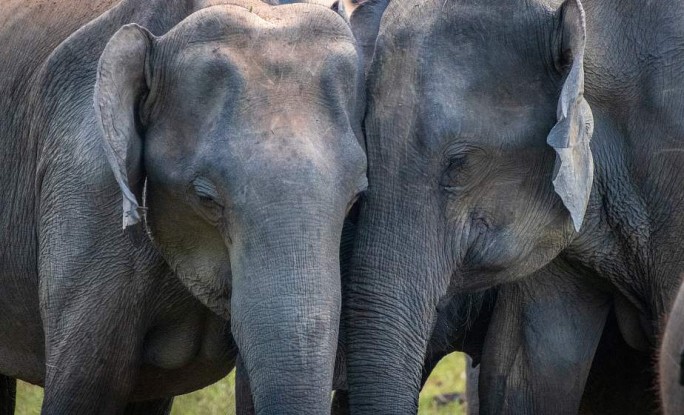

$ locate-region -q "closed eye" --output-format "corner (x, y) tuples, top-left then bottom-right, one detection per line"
(440, 146), (488, 192)
(198, 193), (219, 205)
(440, 156), (470, 192)
(192, 177), (223, 207)
(191, 177), (224, 225)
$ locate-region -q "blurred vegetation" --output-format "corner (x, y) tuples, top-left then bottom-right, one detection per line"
(15, 352), (466, 414)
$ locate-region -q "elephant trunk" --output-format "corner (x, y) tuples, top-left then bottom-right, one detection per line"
(230, 212), (341, 415)
(343, 194), (449, 413)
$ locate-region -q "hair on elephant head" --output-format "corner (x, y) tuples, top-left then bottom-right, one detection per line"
(95, 2), (367, 413)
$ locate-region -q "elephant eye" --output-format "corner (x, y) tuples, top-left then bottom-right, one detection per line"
(191, 177), (224, 222)
(197, 193), (218, 205)
(440, 155), (471, 192)
(193, 177), (220, 200)
(440, 145), (489, 193)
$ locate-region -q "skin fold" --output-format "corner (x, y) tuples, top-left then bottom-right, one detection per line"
(0, 0), (365, 414)
(343, 0), (684, 413)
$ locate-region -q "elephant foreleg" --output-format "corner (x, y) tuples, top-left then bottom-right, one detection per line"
(40, 292), (149, 414)
(579, 311), (657, 415)
(124, 398), (173, 415)
(479, 260), (610, 415)
(0, 375), (15, 415)
(39, 258), (156, 415)
(38, 188), (171, 414)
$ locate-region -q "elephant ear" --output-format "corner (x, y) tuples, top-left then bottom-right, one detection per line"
(94, 24), (152, 229)
(547, 0), (594, 232)
(348, 0), (390, 74)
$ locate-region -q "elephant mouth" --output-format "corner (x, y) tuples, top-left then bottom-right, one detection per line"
(458, 236), (528, 292)
(456, 268), (509, 293)
(175, 265), (232, 321)
(461, 222), (506, 274)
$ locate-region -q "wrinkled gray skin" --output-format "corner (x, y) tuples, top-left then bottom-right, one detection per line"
(661, 281), (684, 414)
(424, 285), (658, 415)
(0, 0), (365, 414)
(344, 0), (684, 413)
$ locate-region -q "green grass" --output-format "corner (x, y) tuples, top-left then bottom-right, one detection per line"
(15, 352), (466, 414)
(418, 352), (467, 414)
(170, 374), (234, 415)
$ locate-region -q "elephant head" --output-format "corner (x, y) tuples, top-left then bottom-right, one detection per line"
(344, 0), (593, 411)
(95, 2), (366, 413)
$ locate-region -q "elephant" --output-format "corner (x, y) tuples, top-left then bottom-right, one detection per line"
(342, 0), (684, 413)
(661, 280), (684, 414)
(0, 0), (366, 413)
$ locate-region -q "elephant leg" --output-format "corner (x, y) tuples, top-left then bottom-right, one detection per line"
(38, 254), (157, 413)
(465, 358), (479, 415)
(331, 390), (349, 415)
(124, 398), (173, 415)
(37, 188), (168, 414)
(479, 261), (610, 415)
(0, 375), (15, 415)
(40, 290), (148, 415)
(579, 311), (657, 415)
(235, 354), (255, 415)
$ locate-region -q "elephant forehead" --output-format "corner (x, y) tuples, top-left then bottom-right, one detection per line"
(367, 0), (560, 154)
(165, 41), (358, 130)
(169, 2), (355, 49)
(368, 50), (556, 155)
(163, 6), (359, 94)
(175, 40), (356, 80)
(417, 64), (556, 148)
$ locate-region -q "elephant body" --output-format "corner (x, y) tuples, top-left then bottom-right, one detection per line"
(0, 0), (365, 413)
(1, 1), (235, 407)
(344, 0), (684, 413)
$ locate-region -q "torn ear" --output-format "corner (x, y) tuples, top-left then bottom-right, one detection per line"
(547, 0), (594, 232)
(94, 24), (153, 228)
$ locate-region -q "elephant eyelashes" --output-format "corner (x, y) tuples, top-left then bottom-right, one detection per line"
(440, 156), (471, 192)
(191, 178), (223, 223)
(198, 193), (221, 207)
(440, 145), (490, 193)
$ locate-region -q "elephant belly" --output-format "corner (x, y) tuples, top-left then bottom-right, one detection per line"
(131, 308), (237, 400)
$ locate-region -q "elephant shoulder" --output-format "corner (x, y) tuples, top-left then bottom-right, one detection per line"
(0, 0), (119, 94)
